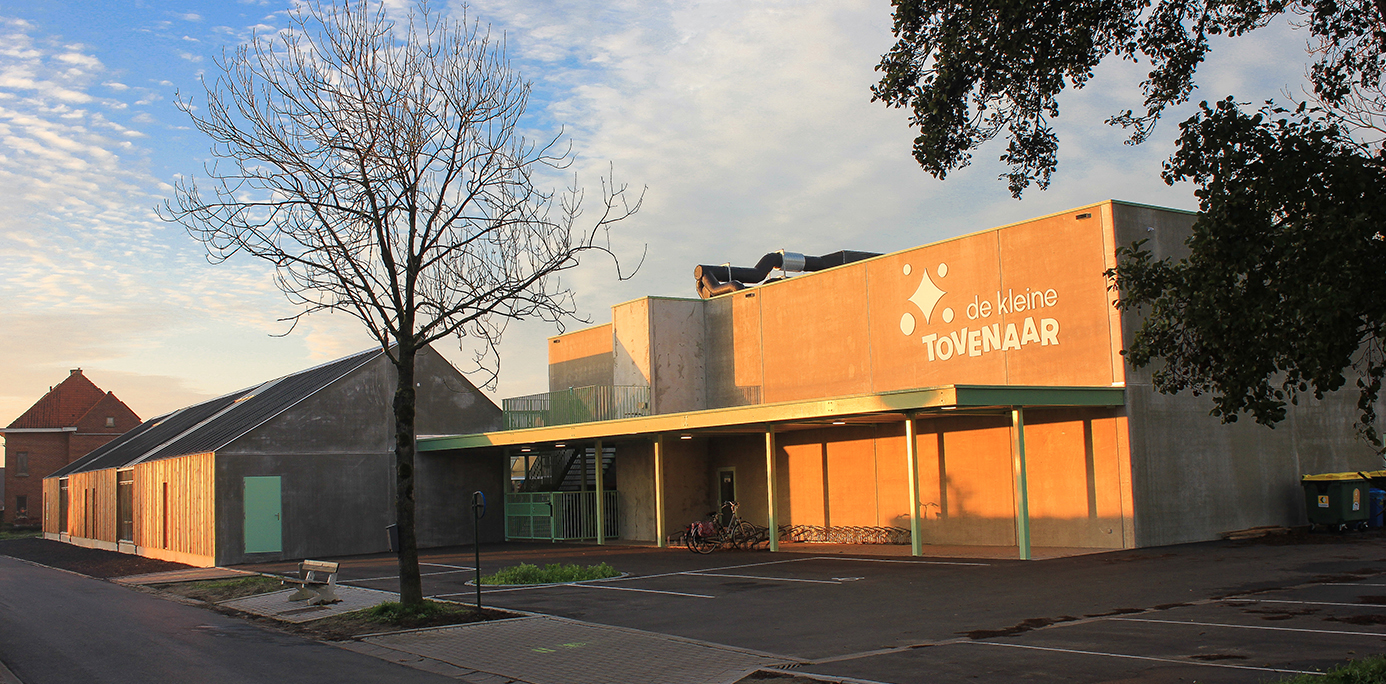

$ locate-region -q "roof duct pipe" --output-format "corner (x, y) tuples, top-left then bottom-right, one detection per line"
(694, 251), (804, 299)
(694, 250), (881, 299)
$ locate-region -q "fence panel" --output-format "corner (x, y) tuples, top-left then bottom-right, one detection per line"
(502, 386), (650, 429)
(505, 491), (620, 541)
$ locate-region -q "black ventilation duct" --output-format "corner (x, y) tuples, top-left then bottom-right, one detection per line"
(695, 250), (880, 298)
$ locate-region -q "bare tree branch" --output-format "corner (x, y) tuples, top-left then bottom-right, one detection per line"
(158, 0), (644, 606)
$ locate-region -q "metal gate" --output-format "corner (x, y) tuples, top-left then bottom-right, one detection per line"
(505, 491), (620, 541)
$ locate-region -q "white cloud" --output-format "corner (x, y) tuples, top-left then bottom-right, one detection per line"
(0, 2), (1321, 418)
(439, 0), (1315, 403)
(0, 14), (312, 423)
(180, 13), (203, 22)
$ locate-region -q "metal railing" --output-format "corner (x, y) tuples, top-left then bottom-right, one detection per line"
(505, 491), (621, 541)
(502, 385), (650, 430)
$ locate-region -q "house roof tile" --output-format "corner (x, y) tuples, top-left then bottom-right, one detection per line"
(8, 370), (111, 429)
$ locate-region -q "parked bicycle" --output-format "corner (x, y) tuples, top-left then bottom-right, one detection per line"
(682, 501), (767, 554)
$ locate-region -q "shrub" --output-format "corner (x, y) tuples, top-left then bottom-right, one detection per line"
(1276, 655), (1386, 683)
(479, 562), (619, 585)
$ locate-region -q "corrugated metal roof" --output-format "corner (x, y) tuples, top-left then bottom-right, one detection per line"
(140, 350), (379, 463)
(52, 347), (383, 477)
(48, 393), (246, 478)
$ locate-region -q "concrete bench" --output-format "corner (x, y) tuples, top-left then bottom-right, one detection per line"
(283, 560), (341, 605)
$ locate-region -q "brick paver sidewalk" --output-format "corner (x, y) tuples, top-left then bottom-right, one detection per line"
(364, 615), (795, 684)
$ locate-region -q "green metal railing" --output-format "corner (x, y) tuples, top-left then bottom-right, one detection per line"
(505, 491), (621, 541)
(502, 385), (650, 430)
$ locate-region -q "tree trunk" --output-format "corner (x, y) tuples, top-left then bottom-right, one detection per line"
(393, 344), (424, 606)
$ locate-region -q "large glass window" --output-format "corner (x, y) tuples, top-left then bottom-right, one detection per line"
(58, 479), (68, 532)
(117, 471), (134, 542)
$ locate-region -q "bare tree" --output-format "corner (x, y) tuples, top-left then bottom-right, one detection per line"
(161, 0), (642, 606)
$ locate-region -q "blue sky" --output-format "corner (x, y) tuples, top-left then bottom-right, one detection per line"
(0, 0), (1311, 435)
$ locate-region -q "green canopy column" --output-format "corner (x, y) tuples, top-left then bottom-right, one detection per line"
(654, 434), (667, 548)
(595, 439), (605, 545)
(905, 413), (922, 556)
(1011, 407), (1031, 561)
(766, 427), (779, 552)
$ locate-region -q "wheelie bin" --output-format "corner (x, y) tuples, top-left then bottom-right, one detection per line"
(1302, 472), (1371, 532)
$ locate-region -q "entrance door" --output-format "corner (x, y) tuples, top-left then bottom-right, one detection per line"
(717, 468), (736, 525)
(243, 476), (282, 553)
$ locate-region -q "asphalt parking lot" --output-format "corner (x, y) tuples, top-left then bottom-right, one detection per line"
(240, 533), (1386, 683)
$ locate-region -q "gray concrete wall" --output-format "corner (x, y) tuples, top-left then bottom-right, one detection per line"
(216, 345), (504, 563)
(415, 447), (507, 548)
(648, 298), (707, 414)
(612, 297), (710, 414)
(613, 299), (652, 390)
(549, 355), (616, 392)
(412, 345), (504, 436)
(1124, 386), (1381, 546)
(613, 437), (710, 542)
(222, 353), (395, 456)
(615, 440), (655, 542)
(1111, 203), (1383, 546)
(214, 452), (394, 566)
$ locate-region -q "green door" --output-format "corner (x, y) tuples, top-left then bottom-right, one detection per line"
(244, 476), (282, 553)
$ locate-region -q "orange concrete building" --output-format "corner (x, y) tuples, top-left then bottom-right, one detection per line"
(423, 201), (1379, 558)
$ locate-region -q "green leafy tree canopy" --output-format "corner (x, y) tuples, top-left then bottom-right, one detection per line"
(875, 0), (1386, 450)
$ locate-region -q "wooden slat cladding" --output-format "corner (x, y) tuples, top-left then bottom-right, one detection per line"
(42, 478), (60, 534)
(133, 452), (215, 559)
(65, 469), (119, 542)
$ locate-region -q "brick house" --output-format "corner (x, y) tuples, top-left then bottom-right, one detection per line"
(2, 370), (140, 524)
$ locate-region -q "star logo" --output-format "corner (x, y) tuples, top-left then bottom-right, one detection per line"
(900, 262), (952, 336)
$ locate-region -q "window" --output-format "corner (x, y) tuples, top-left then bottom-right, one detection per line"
(58, 479), (68, 532)
(15, 496), (27, 518)
(105, 416), (115, 428)
(14, 452), (27, 477)
(117, 471), (134, 542)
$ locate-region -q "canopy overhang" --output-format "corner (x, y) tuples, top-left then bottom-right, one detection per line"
(418, 384), (1126, 451)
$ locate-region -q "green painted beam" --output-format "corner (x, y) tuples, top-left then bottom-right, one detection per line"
(419, 384), (1126, 452)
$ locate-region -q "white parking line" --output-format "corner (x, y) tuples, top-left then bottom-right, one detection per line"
(349, 568), (475, 583)
(1224, 598), (1386, 609)
(809, 556), (990, 567)
(968, 641), (1322, 675)
(1109, 617), (1386, 638)
(1327, 583), (1386, 587)
(422, 563), (475, 570)
(560, 583), (715, 599)
(685, 572), (842, 584)
(591, 557), (817, 583)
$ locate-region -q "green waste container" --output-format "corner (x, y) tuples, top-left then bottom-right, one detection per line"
(1302, 473), (1370, 532)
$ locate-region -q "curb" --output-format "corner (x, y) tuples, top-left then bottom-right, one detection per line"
(0, 657), (23, 684)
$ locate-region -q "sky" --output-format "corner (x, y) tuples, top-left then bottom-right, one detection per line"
(0, 0), (1313, 450)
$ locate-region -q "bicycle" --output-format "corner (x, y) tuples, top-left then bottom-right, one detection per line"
(682, 501), (766, 554)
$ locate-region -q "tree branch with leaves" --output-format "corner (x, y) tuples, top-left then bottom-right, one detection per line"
(875, 0), (1386, 452)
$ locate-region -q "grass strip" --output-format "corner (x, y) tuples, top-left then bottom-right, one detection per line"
(1277, 655), (1386, 683)
(301, 600), (513, 640)
(479, 562), (619, 585)
(154, 575), (285, 603)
